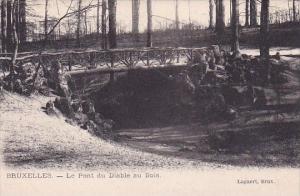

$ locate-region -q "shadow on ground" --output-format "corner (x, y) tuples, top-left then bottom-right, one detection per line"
(116, 116), (300, 167)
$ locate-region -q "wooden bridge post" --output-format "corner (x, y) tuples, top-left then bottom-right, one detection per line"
(60, 59), (64, 74)
(190, 49), (194, 64)
(161, 50), (166, 65)
(128, 51), (134, 79)
(109, 52), (115, 83)
(68, 55), (72, 71)
(146, 50), (150, 66)
(89, 52), (96, 68)
(129, 51), (133, 67)
(83, 77), (87, 94)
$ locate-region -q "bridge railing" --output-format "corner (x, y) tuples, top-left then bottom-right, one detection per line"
(0, 47), (214, 74)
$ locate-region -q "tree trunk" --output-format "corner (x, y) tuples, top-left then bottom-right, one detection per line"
(260, 0), (270, 82)
(1, 0), (7, 53)
(96, 0), (100, 36)
(245, 0), (249, 26)
(175, 0), (179, 30)
(229, 0), (232, 25)
(108, 0), (117, 83)
(215, 0), (225, 36)
(209, 0), (214, 29)
(15, 0), (19, 41)
(231, 0), (240, 57)
(101, 0), (107, 49)
(7, 0), (13, 52)
(10, 0), (19, 91)
(84, 9), (87, 35)
(146, 0), (152, 47)
(215, 0), (219, 31)
(12, 0), (18, 63)
(220, 0), (225, 30)
(66, 17), (70, 47)
(132, 0), (140, 41)
(44, 0), (48, 46)
(19, 0), (26, 43)
(293, 0), (296, 22)
(250, 0), (257, 26)
(108, 0), (117, 49)
(76, 0), (82, 47)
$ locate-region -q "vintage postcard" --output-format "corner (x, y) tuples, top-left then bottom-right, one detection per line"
(0, 0), (299, 195)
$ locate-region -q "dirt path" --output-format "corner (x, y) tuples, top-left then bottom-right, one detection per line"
(116, 56), (300, 167)
(0, 91), (222, 170)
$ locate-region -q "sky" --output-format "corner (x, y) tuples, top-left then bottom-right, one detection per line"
(27, 0), (298, 33)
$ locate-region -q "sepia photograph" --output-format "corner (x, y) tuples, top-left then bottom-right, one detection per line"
(0, 0), (299, 195)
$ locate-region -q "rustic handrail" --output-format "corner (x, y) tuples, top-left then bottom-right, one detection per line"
(0, 47), (213, 76)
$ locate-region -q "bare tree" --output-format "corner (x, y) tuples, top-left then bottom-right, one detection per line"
(250, 0), (257, 26)
(1, 0), (7, 53)
(231, 0), (240, 57)
(44, 0), (48, 45)
(147, 0), (152, 47)
(7, 0), (13, 52)
(245, 0), (249, 26)
(293, 0), (296, 22)
(215, 0), (225, 35)
(96, 0), (100, 36)
(108, 0), (117, 48)
(9, 0), (19, 90)
(220, 0), (225, 30)
(175, 0), (179, 30)
(11, 0), (19, 66)
(84, 9), (87, 35)
(215, 0), (219, 30)
(101, 0), (107, 49)
(132, 0), (140, 41)
(19, 0), (26, 43)
(14, 0), (19, 41)
(260, 0), (270, 81)
(76, 0), (82, 47)
(209, 0), (214, 29)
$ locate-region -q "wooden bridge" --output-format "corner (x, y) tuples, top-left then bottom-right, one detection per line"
(0, 47), (216, 77)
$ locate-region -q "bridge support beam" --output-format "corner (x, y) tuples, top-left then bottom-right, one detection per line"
(109, 71), (115, 83)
